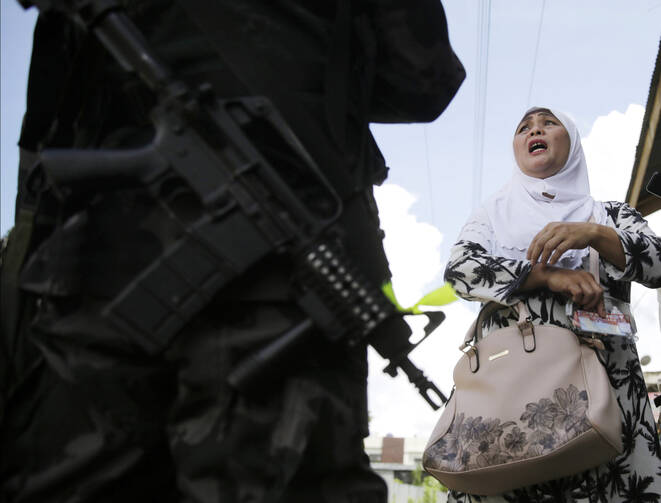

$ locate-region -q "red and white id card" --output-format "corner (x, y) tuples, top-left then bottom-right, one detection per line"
(566, 296), (636, 338)
(571, 310), (633, 336)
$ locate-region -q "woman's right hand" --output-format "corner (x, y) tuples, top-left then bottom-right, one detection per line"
(521, 264), (606, 316)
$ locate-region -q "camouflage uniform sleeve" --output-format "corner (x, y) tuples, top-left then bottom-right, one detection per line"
(367, 0), (465, 123)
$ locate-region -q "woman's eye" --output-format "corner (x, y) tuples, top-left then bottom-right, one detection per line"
(545, 120), (556, 125)
(518, 125), (528, 133)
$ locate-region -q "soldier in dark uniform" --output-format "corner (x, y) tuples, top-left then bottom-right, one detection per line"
(0, 1), (465, 501)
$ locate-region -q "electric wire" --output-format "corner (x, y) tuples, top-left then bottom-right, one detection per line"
(423, 124), (435, 227)
(472, 0), (491, 210)
(526, 0), (546, 107)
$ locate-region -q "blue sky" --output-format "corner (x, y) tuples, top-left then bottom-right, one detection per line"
(373, 1), (661, 262)
(367, 0), (661, 436)
(3, 1), (661, 248)
(2, 1), (661, 436)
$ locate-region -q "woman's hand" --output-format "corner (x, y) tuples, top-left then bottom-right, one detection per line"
(527, 222), (596, 265)
(519, 263), (606, 316)
(545, 267), (606, 316)
(527, 221), (626, 270)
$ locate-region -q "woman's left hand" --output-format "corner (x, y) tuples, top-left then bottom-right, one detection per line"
(527, 222), (596, 265)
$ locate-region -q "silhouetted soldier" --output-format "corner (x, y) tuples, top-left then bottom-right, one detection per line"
(0, 1), (464, 501)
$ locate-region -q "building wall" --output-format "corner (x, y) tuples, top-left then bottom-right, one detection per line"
(382, 436), (405, 463)
(367, 436), (448, 503)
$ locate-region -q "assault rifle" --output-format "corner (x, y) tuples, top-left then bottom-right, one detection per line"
(19, 0), (448, 409)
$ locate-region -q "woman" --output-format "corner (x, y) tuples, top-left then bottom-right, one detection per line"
(443, 107), (661, 502)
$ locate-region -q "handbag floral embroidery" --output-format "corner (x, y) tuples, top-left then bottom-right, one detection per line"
(424, 384), (591, 473)
(422, 295), (622, 496)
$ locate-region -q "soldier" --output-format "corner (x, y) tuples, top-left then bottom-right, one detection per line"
(0, 1), (464, 501)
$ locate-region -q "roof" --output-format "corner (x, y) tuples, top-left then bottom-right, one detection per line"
(626, 38), (661, 216)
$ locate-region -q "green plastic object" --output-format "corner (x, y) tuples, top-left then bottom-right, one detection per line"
(381, 281), (457, 314)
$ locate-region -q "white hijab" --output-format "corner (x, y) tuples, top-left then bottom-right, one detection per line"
(464, 108), (606, 269)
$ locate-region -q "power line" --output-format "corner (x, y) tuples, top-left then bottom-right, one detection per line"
(526, 0), (546, 107)
(423, 124), (435, 227)
(472, 0), (491, 209)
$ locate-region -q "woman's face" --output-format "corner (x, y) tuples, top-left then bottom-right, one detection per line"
(513, 110), (570, 179)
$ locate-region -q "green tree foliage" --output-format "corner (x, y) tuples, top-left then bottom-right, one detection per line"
(411, 466), (423, 486)
(422, 476), (443, 503)
(393, 466), (449, 503)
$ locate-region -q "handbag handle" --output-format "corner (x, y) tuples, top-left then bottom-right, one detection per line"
(460, 301), (530, 350)
(586, 215), (601, 283)
(589, 245), (600, 283)
(461, 245), (601, 351)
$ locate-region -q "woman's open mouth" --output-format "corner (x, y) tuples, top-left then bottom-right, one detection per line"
(528, 139), (548, 155)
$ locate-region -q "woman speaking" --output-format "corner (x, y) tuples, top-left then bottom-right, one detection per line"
(442, 108), (661, 501)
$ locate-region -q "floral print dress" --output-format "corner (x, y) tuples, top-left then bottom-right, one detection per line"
(442, 201), (661, 502)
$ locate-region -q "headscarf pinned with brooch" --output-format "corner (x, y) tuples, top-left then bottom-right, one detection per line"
(461, 107), (607, 269)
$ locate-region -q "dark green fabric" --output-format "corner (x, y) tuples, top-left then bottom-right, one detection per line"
(0, 207), (36, 429)
(1, 284), (385, 502)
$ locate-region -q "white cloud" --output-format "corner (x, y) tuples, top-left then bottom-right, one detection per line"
(632, 281), (661, 372)
(372, 184), (444, 307)
(368, 183), (477, 438)
(367, 300), (477, 439)
(582, 104), (645, 202)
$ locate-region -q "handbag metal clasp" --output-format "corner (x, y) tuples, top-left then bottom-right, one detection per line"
(579, 332), (606, 350)
(461, 344), (480, 373)
(517, 316), (536, 352)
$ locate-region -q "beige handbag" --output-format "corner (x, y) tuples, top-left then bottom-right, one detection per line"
(423, 249), (622, 495)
